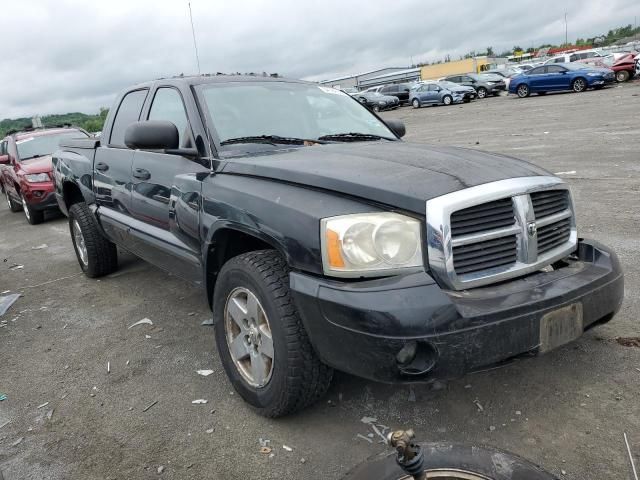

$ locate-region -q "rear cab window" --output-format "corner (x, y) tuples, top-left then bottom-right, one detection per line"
(109, 89), (149, 147)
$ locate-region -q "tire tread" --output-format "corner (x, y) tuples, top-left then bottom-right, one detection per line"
(69, 202), (118, 278)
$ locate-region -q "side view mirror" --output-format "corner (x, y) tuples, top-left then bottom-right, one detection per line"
(385, 119), (406, 138)
(0, 155), (9, 165)
(125, 120), (179, 150)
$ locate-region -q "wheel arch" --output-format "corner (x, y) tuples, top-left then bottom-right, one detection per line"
(62, 180), (85, 211)
(204, 225), (287, 311)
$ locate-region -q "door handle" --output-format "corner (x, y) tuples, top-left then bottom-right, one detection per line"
(95, 162), (109, 172)
(133, 168), (151, 180)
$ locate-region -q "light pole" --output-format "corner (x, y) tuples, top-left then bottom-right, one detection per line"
(564, 12), (568, 46)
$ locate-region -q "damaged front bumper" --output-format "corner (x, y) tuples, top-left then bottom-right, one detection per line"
(290, 238), (623, 383)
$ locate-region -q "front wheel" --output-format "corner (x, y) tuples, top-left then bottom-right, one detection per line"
(412, 98), (420, 109)
(21, 195), (44, 225)
(373, 105), (380, 112)
(442, 95), (452, 105)
(616, 70), (630, 82)
(68, 202), (118, 277)
(344, 442), (557, 480)
(213, 250), (333, 418)
(476, 87), (487, 99)
(572, 77), (587, 92)
(516, 84), (530, 98)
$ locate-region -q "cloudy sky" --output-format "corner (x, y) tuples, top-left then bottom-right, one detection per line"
(2, 0), (637, 118)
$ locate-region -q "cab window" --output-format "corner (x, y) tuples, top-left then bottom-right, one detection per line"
(148, 88), (191, 147)
(109, 89), (149, 147)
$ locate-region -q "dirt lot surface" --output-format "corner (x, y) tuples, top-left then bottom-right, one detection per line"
(1, 82), (639, 480)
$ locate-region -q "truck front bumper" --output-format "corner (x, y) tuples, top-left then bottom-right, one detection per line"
(290, 239), (623, 383)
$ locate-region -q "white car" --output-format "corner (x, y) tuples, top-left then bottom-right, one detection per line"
(544, 50), (604, 64)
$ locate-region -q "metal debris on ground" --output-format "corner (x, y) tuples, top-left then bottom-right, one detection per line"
(107, 362), (110, 373)
(37, 402), (49, 409)
(259, 438), (270, 447)
(1, 290), (10, 294)
(408, 386), (416, 402)
(360, 416), (377, 424)
(624, 432), (639, 480)
(11, 437), (23, 447)
(201, 318), (214, 326)
(0, 294), (21, 317)
(128, 318), (153, 329)
(9, 264), (24, 271)
(196, 369), (214, 376)
(192, 399), (208, 404)
(282, 445), (293, 452)
(157, 465), (165, 474)
(260, 447), (272, 454)
(0, 394), (7, 401)
(357, 434), (373, 443)
(0, 420), (10, 429)
(46, 409), (54, 421)
(142, 400), (158, 412)
(187, 312), (195, 316)
(473, 399), (484, 412)
(554, 171), (577, 176)
(300, 458), (306, 464)
(489, 425), (496, 431)
(206, 428), (214, 434)
(145, 335), (151, 339)
(31, 244), (48, 250)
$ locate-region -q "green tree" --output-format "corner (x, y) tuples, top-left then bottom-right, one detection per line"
(486, 46), (494, 56)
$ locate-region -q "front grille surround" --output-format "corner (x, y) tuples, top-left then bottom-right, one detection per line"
(426, 176), (577, 290)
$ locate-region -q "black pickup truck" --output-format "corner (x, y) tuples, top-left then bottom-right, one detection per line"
(53, 75), (624, 417)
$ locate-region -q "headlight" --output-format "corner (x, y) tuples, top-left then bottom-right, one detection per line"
(587, 72), (601, 77)
(378, 101), (386, 105)
(321, 212), (423, 277)
(24, 173), (49, 182)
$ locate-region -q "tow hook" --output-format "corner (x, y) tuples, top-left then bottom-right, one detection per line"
(387, 429), (426, 480)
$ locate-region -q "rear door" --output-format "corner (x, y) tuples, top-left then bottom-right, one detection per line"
(94, 88), (148, 246)
(129, 85), (210, 282)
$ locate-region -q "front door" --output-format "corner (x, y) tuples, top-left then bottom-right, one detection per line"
(545, 65), (571, 90)
(94, 88), (149, 247)
(129, 86), (210, 283)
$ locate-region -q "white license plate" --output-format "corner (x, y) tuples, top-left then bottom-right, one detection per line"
(539, 303), (584, 353)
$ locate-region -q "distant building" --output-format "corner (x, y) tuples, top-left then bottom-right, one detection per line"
(419, 57), (493, 80)
(319, 67), (410, 89)
(358, 68), (421, 88)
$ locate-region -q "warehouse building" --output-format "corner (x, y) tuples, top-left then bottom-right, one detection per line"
(319, 67), (410, 89)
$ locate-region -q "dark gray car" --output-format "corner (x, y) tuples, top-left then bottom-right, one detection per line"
(443, 73), (506, 98)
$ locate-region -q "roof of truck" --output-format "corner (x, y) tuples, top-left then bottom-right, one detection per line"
(132, 74), (310, 89)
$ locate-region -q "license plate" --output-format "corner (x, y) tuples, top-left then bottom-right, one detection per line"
(539, 303), (584, 353)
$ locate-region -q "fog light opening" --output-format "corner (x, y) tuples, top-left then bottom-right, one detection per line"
(396, 341), (437, 376)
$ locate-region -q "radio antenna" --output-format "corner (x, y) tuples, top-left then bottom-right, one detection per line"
(188, 2), (201, 74)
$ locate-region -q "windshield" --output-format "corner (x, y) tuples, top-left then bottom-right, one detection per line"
(438, 81), (460, 89)
(563, 63), (590, 70)
(17, 130), (87, 160)
(198, 82), (395, 145)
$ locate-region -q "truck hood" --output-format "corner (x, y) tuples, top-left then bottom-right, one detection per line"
(220, 142), (549, 213)
(19, 154), (53, 174)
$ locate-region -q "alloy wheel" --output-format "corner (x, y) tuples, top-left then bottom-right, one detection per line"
(224, 287), (274, 388)
(573, 79), (586, 92)
(72, 219), (89, 266)
(517, 84), (529, 98)
(21, 196), (31, 221)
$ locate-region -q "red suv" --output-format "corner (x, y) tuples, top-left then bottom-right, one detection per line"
(0, 126), (88, 224)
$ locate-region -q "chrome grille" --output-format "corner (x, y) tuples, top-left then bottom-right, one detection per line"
(453, 235), (517, 274)
(450, 198), (515, 236)
(531, 190), (569, 218)
(537, 217), (571, 254)
(426, 176), (577, 290)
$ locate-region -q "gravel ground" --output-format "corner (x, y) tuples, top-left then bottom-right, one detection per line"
(1, 81), (639, 480)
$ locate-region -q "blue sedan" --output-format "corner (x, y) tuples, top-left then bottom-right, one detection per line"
(509, 63), (615, 98)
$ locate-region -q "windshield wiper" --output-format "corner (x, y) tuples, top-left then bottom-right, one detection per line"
(317, 133), (394, 142)
(21, 154), (42, 160)
(220, 135), (323, 146)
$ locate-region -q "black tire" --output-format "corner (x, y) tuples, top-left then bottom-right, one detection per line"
(442, 95), (453, 105)
(572, 77), (587, 93)
(616, 70), (630, 82)
(213, 250), (333, 418)
(21, 194), (44, 225)
(4, 188), (21, 212)
(373, 105), (380, 112)
(516, 84), (530, 98)
(476, 87), (488, 99)
(344, 442), (558, 480)
(412, 98), (420, 109)
(68, 202), (118, 278)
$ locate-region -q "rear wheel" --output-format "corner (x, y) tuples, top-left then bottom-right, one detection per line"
(68, 202), (118, 277)
(345, 442), (557, 480)
(476, 87), (487, 99)
(572, 77), (587, 92)
(214, 250), (333, 418)
(516, 84), (530, 98)
(412, 98), (420, 109)
(442, 95), (452, 106)
(616, 70), (630, 82)
(21, 195), (44, 225)
(4, 188), (21, 212)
